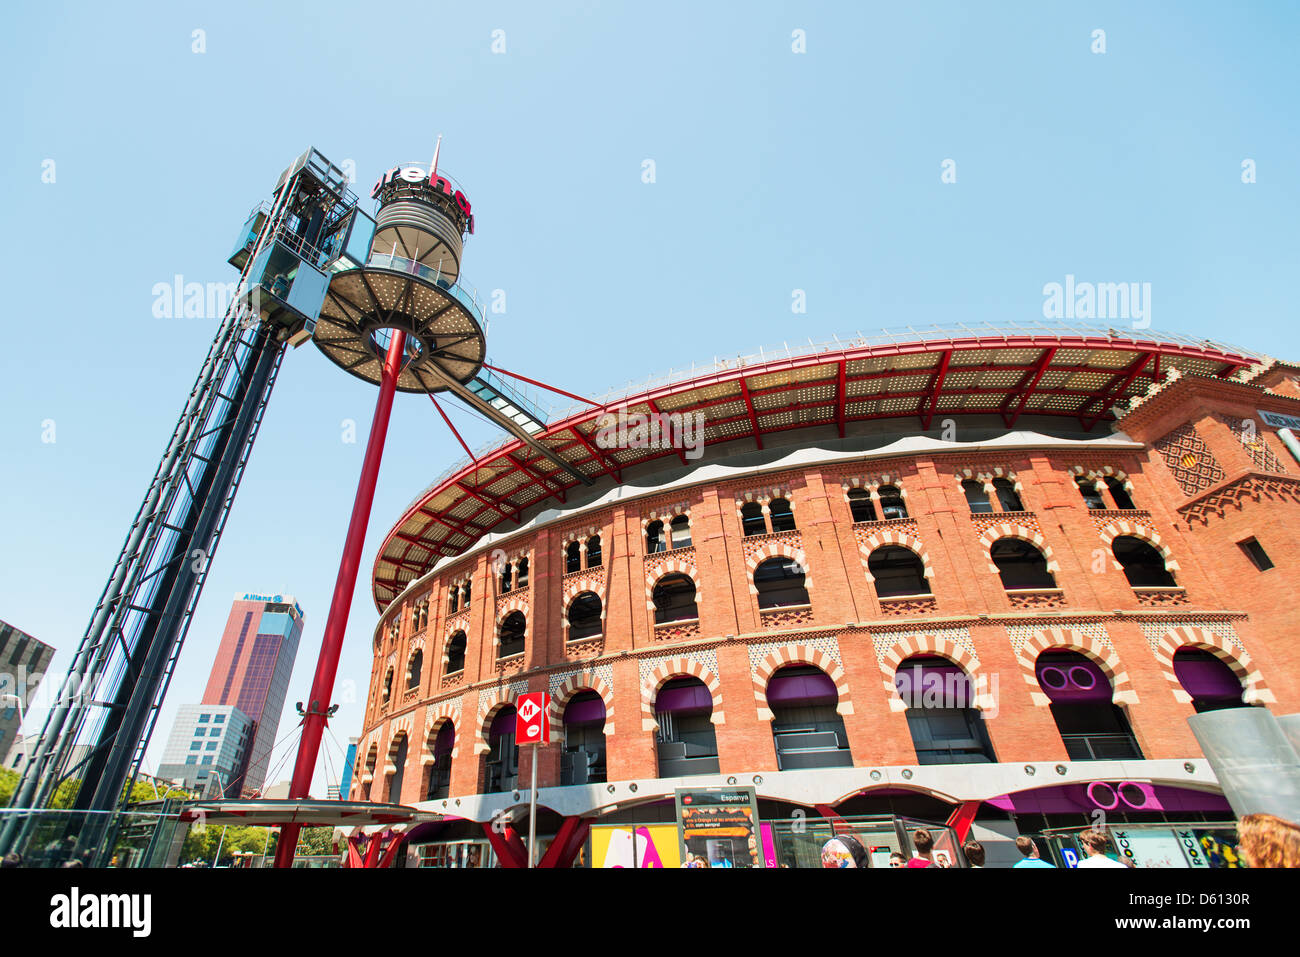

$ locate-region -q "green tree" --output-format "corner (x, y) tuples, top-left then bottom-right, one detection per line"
(0, 766), (17, 807)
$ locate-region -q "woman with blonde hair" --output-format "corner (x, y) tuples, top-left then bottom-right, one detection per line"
(1238, 814), (1300, 868)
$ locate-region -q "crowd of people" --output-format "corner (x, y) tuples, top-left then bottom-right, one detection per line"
(875, 812), (1300, 869)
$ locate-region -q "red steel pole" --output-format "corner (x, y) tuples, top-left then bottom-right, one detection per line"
(274, 330), (407, 869)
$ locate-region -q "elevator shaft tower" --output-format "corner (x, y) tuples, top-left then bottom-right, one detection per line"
(1, 150), (354, 860)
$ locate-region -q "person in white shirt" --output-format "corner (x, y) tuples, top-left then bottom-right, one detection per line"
(1075, 829), (1128, 868)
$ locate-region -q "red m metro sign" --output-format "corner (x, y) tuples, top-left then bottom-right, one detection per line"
(515, 692), (551, 744)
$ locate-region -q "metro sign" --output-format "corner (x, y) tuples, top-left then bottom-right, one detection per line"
(515, 692), (551, 745)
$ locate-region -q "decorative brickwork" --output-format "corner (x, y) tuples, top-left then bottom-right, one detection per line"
(977, 523), (1059, 575)
(1007, 589), (1067, 610)
(871, 631), (991, 713)
(759, 605), (816, 628)
(1094, 520), (1180, 573)
(1178, 473), (1300, 525)
(1150, 624), (1276, 705)
(564, 636), (606, 658)
(548, 666), (616, 734)
(474, 680), (529, 754)
(1133, 588), (1190, 607)
(749, 642), (852, 720)
(653, 620), (701, 642)
(644, 551), (700, 610)
(1152, 423), (1226, 495)
(422, 698), (462, 761)
(1010, 626), (1137, 707)
(640, 655), (725, 730)
(1218, 415), (1289, 473)
(877, 595), (938, 616)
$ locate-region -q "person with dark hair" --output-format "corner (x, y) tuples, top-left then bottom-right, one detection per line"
(0, 852), (21, 869)
(1076, 829), (1126, 868)
(906, 828), (936, 867)
(1238, 813), (1300, 868)
(888, 851), (908, 868)
(1013, 835), (1055, 868)
(963, 840), (985, 868)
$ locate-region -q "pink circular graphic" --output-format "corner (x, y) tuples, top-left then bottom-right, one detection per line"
(1087, 781), (1119, 810)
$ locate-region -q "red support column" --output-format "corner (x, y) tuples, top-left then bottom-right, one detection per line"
(274, 331), (408, 869)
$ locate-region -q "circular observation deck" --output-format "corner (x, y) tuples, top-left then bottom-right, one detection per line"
(370, 321), (1262, 609)
(313, 258), (486, 392)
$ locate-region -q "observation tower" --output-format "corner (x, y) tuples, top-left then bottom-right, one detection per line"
(1, 145), (585, 867)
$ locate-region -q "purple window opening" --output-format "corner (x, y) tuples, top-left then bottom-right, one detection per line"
(564, 695), (607, 725)
(894, 656), (976, 709)
(1173, 649), (1244, 701)
(489, 707), (517, 739)
(432, 723), (454, 756)
(655, 679), (713, 715)
(767, 670), (838, 706)
(1034, 653), (1112, 702)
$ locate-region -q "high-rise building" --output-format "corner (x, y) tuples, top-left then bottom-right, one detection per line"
(0, 620), (55, 763)
(154, 594), (303, 796)
(200, 594), (303, 795)
(156, 704), (255, 795)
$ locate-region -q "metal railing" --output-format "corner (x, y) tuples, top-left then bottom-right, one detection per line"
(366, 252), (485, 323)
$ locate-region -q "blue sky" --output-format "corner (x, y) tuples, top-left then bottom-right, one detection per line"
(1, 1), (1296, 796)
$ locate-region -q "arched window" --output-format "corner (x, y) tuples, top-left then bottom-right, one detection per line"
(500, 561), (512, 593)
(426, 723), (454, 800)
(990, 539), (1056, 590)
(1173, 648), (1248, 713)
(586, 535), (602, 568)
(485, 707), (518, 793)
(444, 631), (467, 674)
(516, 557), (529, 588)
(962, 480), (992, 514)
(461, 579), (471, 606)
(1036, 650), (1142, 760)
(767, 665), (852, 770)
(646, 520), (666, 553)
(993, 478), (1023, 511)
(406, 649), (423, 690)
(878, 484), (908, 520)
(769, 498), (796, 532)
(388, 735), (408, 803)
(1075, 477), (1106, 509)
(652, 573), (698, 624)
(868, 546), (930, 598)
(565, 541), (581, 574)
(382, 667), (394, 703)
(561, 691), (607, 786)
(654, 677), (719, 777)
(498, 611), (526, 658)
(670, 515), (692, 549)
(741, 502), (767, 536)
(567, 592), (603, 640)
(447, 585), (459, 615)
(1112, 535), (1176, 587)
(847, 488), (877, 522)
(754, 557), (809, 609)
(1105, 476), (1136, 510)
(895, 655), (995, 764)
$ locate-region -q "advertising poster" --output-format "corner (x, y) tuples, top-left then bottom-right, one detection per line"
(1112, 829), (1187, 868)
(591, 824), (681, 868)
(675, 787), (764, 868)
(1194, 829), (1244, 868)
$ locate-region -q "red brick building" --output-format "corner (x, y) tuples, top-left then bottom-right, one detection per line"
(349, 326), (1300, 867)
